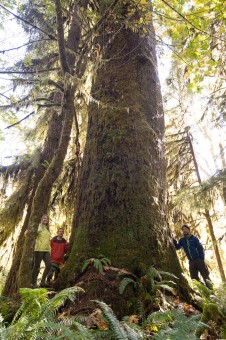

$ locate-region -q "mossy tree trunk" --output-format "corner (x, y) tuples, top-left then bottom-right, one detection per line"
(2, 109), (63, 296)
(63, 20), (189, 297)
(18, 88), (75, 288)
(16, 2), (81, 289)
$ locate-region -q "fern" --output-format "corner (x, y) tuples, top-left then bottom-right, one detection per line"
(0, 286), (88, 339)
(191, 280), (212, 300)
(12, 288), (48, 324)
(122, 322), (144, 340)
(100, 258), (111, 266)
(32, 320), (76, 339)
(97, 255), (111, 266)
(119, 278), (136, 295)
(71, 320), (96, 339)
(146, 309), (207, 340)
(119, 266), (177, 315)
(94, 300), (144, 340)
(0, 314), (6, 338)
(152, 284), (175, 294)
(192, 282), (226, 337)
(93, 259), (104, 274)
(42, 286), (84, 318)
(82, 259), (92, 273)
(81, 256), (111, 274)
(146, 309), (173, 324)
(94, 300), (128, 339)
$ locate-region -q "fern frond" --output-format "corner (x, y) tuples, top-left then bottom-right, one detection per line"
(152, 284), (175, 293)
(136, 299), (145, 320)
(33, 320), (77, 338)
(119, 278), (136, 295)
(122, 322), (144, 339)
(148, 309), (207, 340)
(101, 258), (111, 266)
(160, 280), (177, 285)
(42, 286), (84, 318)
(92, 259), (103, 274)
(81, 259), (91, 272)
(92, 329), (114, 339)
(0, 314), (7, 338)
(94, 300), (128, 339)
(72, 320), (96, 339)
(157, 271), (178, 280)
(191, 280), (212, 299)
(73, 314), (90, 325)
(146, 266), (161, 281)
(146, 309), (173, 324)
(12, 288), (48, 324)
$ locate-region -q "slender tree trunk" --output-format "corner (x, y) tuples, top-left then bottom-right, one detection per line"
(17, 2), (81, 289)
(219, 143), (226, 204)
(63, 19), (189, 299)
(2, 109), (63, 296)
(18, 88), (75, 288)
(186, 130), (226, 282)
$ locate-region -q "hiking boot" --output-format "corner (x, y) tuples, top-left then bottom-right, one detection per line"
(30, 283), (38, 289)
(40, 282), (50, 288)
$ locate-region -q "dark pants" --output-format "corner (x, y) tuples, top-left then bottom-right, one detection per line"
(47, 262), (60, 281)
(189, 258), (211, 287)
(32, 251), (51, 285)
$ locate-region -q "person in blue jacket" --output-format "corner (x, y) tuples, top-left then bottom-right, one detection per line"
(173, 225), (212, 288)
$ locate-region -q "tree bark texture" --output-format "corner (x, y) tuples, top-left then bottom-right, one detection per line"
(17, 3), (81, 289)
(64, 26), (189, 295)
(18, 87), (75, 288)
(2, 109), (62, 296)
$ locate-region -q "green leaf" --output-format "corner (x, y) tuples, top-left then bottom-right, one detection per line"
(119, 278), (136, 295)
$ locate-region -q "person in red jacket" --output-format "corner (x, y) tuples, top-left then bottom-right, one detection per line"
(46, 228), (69, 283)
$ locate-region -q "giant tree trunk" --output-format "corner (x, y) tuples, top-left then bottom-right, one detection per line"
(63, 23), (189, 298)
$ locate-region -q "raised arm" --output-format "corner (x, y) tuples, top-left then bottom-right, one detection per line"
(173, 238), (182, 250)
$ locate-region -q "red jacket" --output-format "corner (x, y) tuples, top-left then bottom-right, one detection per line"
(50, 236), (69, 264)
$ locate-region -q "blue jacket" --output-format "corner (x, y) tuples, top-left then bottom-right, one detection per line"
(173, 235), (205, 261)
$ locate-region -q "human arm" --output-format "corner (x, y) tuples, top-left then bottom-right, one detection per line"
(173, 238), (182, 250)
(60, 242), (70, 263)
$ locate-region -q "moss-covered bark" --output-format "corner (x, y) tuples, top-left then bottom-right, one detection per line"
(17, 87), (75, 288)
(2, 109), (62, 296)
(63, 23), (190, 298)
(16, 3), (81, 289)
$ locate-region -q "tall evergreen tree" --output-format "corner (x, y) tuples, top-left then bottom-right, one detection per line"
(61, 0), (189, 300)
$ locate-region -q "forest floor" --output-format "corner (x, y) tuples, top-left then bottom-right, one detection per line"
(51, 267), (224, 339)
(0, 268), (225, 339)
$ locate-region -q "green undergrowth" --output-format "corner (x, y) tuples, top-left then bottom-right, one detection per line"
(0, 267), (225, 339)
(191, 281), (226, 339)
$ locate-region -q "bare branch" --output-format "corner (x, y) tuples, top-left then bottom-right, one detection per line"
(0, 4), (56, 40)
(5, 111), (35, 129)
(0, 39), (51, 54)
(0, 92), (11, 100)
(0, 68), (60, 74)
